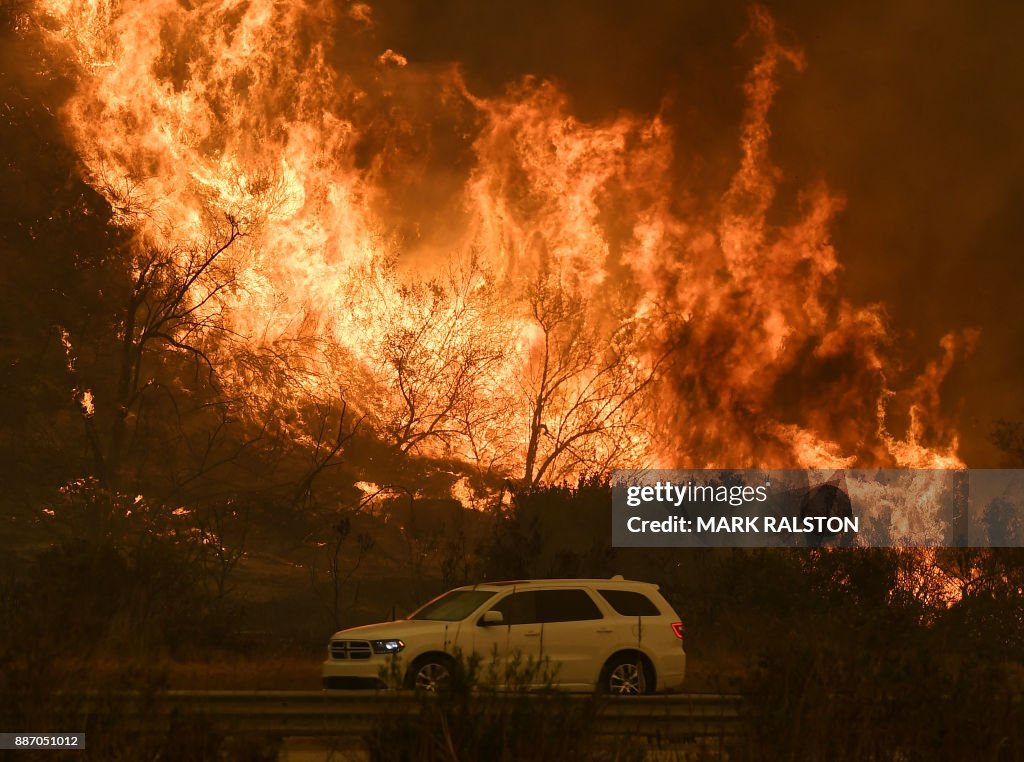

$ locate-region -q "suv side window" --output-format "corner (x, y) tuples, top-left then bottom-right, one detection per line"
(535, 589), (603, 623)
(597, 589), (662, 617)
(489, 591), (541, 625)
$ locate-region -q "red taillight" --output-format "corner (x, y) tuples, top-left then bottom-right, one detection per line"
(671, 622), (684, 639)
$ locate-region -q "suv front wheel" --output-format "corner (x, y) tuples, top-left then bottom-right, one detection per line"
(406, 653), (456, 692)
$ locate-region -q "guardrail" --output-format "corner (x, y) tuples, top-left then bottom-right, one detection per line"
(38, 691), (747, 739)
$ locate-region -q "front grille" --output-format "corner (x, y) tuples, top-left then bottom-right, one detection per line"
(330, 639), (372, 660)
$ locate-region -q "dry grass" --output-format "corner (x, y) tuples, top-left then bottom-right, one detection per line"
(164, 656), (324, 689)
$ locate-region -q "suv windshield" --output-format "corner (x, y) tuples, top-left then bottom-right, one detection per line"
(409, 590), (496, 621)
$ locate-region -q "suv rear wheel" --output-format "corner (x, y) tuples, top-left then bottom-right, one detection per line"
(599, 653), (654, 695)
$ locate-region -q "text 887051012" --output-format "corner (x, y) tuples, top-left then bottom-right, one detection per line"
(0, 734), (85, 749)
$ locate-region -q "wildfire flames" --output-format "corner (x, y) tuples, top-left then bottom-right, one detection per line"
(32, 0), (968, 483)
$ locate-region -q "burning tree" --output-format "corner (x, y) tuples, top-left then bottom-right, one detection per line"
(344, 256), (665, 487)
(60, 218), (243, 490)
(348, 255), (509, 460)
(517, 269), (665, 487)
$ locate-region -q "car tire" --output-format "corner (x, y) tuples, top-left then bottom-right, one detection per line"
(598, 653), (654, 695)
(406, 653), (456, 693)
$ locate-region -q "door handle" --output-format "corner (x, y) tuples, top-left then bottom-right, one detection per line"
(524, 630), (541, 637)
(596, 627), (613, 634)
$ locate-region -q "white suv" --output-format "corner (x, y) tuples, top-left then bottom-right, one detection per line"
(322, 577), (686, 694)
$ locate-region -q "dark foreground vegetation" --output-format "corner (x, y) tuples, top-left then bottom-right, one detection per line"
(3, 480), (1024, 761)
(364, 652), (648, 762)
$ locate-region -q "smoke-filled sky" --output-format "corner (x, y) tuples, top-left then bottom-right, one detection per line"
(361, 0), (1024, 465)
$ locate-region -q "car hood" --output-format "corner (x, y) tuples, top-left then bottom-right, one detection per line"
(330, 619), (465, 640)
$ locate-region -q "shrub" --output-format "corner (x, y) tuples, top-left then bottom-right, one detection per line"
(366, 649), (646, 762)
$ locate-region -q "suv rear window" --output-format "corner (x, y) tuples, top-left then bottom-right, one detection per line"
(597, 589), (661, 616)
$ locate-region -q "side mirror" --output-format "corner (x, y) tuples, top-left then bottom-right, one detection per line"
(480, 610), (504, 626)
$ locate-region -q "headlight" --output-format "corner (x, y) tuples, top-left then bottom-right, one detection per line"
(371, 639), (405, 654)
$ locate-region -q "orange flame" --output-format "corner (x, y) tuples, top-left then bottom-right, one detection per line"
(32, 0), (969, 481)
